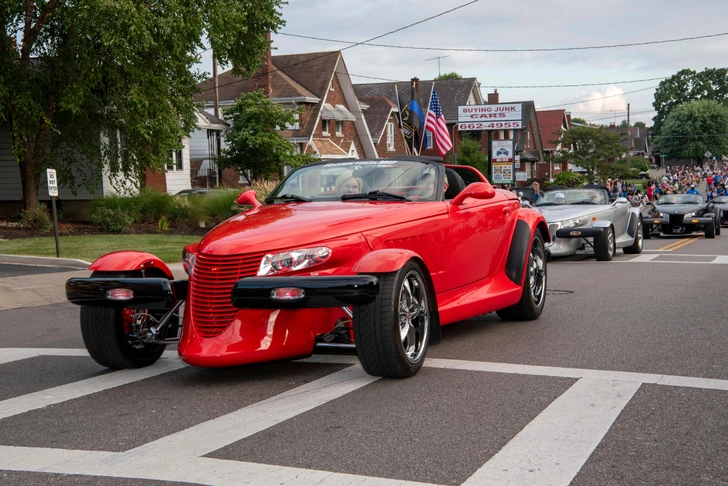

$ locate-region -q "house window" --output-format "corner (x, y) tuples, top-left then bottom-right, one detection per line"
(285, 113), (300, 130)
(167, 146), (183, 171)
(207, 130), (220, 158)
(424, 131), (433, 149)
(119, 131), (130, 168)
(386, 122), (395, 150)
(527, 131), (531, 148)
(335, 120), (343, 135)
(322, 119), (329, 135)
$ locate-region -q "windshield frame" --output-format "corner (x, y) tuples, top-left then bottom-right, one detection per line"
(655, 194), (705, 205)
(536, 188), (610, 206)
(265, 159), (445, 203)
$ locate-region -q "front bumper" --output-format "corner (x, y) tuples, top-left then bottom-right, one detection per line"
(232, 275), (379, 309)
(554, 227), (604, 238)
(65, 278), (188, 308)
(644, 216), (713, 226)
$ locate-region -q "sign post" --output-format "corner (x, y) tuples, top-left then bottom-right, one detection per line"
(46, 168), (61, 258)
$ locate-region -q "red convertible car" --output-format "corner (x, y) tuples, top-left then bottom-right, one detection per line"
(66, 157), (549, 378)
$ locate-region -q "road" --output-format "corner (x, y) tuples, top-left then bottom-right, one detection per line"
(1, 231), (727, 486)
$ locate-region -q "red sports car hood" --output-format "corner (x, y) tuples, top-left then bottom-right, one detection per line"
(197, 201), (446, 254)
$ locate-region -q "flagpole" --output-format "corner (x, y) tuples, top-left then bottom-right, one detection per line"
(419, 82), (435, 155)
(394, 84), (411, 156)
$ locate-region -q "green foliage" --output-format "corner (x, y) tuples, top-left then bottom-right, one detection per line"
(88, 195), (140, 222)
(455, 134), (488, 178)
(634, 121), (646, 128)
(652, 68), (728, 134)
(571, 117), (587, 125)
(553, 171), (585, 188)
(629, 158), (650, 172)
(19, 206), (52, 231)
(654, 100), (728, 160)
(168, 196), (207, 228)
(434, 72), (462, 80)
(553, 126), (624, 183)
(200, 190), (241, 225)
(91, 207), (133, 234)
(599, 161), (638, 181)
(131, 189), (175, 224)
(217, 90), (317, 181)
(158, 216), (170, 232)
(1, 1), (286, 210)
(250, 180), (279, 202)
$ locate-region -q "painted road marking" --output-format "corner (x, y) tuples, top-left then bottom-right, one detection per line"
(618, 254), (728, 264)
(463, 378), (640, 486)
(3, 350), (728, 485)
(658, 236), (701, 251)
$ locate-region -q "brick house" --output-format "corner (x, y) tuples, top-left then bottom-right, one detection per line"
(354, 78), (483, 159)
(356, 96), (408, 158)
(536, 109), (570, 181)
(193, 50), (377, 186)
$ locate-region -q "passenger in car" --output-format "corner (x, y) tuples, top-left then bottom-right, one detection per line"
(335, 172), (363, 195)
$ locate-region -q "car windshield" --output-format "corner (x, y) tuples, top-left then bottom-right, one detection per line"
(535, 188), (609, 206)
(712, 196), (728, 204)
(267, 159), (442, 202)
(656, 194), (704, 205)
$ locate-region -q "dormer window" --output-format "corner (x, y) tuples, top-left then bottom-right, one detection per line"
(335, 120), (343, 135)
(322, 119), (329, 135)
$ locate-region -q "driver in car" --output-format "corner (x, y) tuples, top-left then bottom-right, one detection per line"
(553, 192), (567, 205)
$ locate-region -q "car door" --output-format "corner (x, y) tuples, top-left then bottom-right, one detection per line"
(611, 198), (630, 236)
(447, 190), (517, 289)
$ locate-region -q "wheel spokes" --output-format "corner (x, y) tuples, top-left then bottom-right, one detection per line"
(398, 272), (429, 362)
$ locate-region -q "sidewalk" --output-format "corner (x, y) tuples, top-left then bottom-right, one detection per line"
(0, 255), (185, 311)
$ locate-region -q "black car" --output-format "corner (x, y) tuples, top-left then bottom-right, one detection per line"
(644, 193), (721, 239)
(709, 195), (728, 226)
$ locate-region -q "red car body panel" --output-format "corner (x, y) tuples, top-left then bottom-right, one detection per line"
(89, 251), (174, 279)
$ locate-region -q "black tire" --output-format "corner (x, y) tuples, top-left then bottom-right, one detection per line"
(80, 271), (167, 369)
(623, 216), (644, 254)
(705, 219), (716, 239)
(594, 226), (615, 261)
(353, 261), (430, 378)
(714, 212), (721, 235)
(643, 223), (652, 239)
(496, 232), (547, 321)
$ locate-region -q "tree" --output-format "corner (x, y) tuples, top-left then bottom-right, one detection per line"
(552, 126), (624, 183)
(652, 68), (728, 135)
(634, 121), (646, 128)
(434, 72), (462, 80)
(571, 117), (587, 125)
(654, 99), (728, 161)
(216, 90), (316, 182)
(1, 1), (285, 210)
(455, 134), (488, 177)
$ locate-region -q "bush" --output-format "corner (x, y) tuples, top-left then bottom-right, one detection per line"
(91, 207), (133, 233)
(88, 195), (140, 223)
(553, 171), (585, 187)
(158, 216), (170, 232)
(19, 206), (52, 231)
(201, 190), (240, 224)
(250, 180), (279, 203)
(169, 196), (207, 228)
(131, 189), (175, 224)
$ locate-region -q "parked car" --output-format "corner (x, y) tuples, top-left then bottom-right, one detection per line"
(708, 195), (728, 227)
(535, 187), (643, 261)
(638, 171), (650, 179)
(66, 157), (550, 378)
(174, 188), (211, 197)
(644, 193), (720, 238)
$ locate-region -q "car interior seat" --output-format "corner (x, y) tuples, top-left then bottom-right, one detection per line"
(444, 168), (467, 199)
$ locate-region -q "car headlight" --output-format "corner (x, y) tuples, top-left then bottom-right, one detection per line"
(183, 248), (196, 276)
(560, 218), (585, 229)
(258, 247), (332, 276)
(652, 211), (663, 217)
(684, 211), (698, 218)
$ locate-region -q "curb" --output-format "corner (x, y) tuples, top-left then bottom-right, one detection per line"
(0, 254), (91, 269)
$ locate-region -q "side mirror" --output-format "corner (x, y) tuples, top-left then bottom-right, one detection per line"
(613, 197), (629, 205)
(450, 182), (496, 206)
(236, 190), (262, 209)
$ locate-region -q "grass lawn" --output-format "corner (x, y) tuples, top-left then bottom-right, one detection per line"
(0, 234), (201, 263)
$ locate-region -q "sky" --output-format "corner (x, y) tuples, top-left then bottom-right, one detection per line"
(195, 0), (728, 127)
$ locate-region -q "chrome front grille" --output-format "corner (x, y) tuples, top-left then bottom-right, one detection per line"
(190, 252), (265, 338)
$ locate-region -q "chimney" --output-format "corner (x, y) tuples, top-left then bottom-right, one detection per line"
(488, 89), (499, 104)
(254, 32), (272, 97)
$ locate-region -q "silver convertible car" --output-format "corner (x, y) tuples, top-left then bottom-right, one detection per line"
(535, 187), (643, 261)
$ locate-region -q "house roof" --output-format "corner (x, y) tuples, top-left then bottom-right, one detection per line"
(306, 138), (349, 158)
(358, 96), (398, 142)
(195, 108), (229, 130)
(354, 78), (482, 123)
(604, 125), (650, 153)
(536, 109), (568, 151)
(510, 101), (542, 155)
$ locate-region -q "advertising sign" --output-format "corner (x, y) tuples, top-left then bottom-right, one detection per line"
(491, 140), (514, 185)
(516, 171), (528, 181)
(458, 103), (523, 131)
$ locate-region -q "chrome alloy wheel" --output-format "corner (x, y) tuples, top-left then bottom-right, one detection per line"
(528, 238), (547, 308)
(636, 219), (643, 250)
(398, 270), (429, 363)
(608, 228), (615, 255)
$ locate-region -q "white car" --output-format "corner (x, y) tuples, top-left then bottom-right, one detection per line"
(536, 187), (643, 261)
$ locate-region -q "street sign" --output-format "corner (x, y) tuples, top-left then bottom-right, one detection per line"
(705, 151), (712, 159)
(47, 169), (59, 197)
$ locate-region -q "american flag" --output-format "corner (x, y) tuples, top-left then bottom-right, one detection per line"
(424, 87), (452, 156)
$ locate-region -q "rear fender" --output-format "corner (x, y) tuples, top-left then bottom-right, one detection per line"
(88, 251), (174, 280)
(352, 249), (441, 346)
(505, 211), (549, 286)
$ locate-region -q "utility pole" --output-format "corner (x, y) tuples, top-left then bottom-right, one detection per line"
(425, 55), (449, 77)
(626, 103), (631, 168)
(212, 54), (221, 187)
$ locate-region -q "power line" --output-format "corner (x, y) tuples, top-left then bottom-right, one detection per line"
(481, 77), (666, 89)
(200, 0), (479, 94)
(539, 86), (658, 109)
(277, 31), (728, 53)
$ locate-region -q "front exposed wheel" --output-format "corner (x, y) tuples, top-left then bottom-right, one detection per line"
(595, 226), (615, 261)
(353, 261), (430, 378)
(80, 272), (167, 369)
(623, 217), (644, 254)
(705, 219), (716, 239)
(497, 232), (547, 321)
